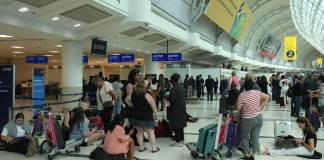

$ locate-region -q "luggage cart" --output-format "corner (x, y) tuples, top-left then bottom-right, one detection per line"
(38, 111), (88, 160)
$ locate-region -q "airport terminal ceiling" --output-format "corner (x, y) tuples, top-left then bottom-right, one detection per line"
(0, 0), (321, 70)
(244, 0), (321, 63)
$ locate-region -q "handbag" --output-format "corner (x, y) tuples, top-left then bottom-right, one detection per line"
(275, 135), (298, 149)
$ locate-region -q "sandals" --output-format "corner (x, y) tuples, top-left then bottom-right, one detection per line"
(138, 147), (147, 152)
(151, 147), (160, 153)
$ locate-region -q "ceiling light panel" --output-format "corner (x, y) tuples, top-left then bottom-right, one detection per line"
(0, 34), (13, 38)
(14, 0), (58, 8)
(120, 27), (149, 37)
(290, 0), (324, 54)
(18, 7), (29, 12)
(140, 33), (167, 42)
(61, 4), (112, 24)
(11, 46), (24, 48)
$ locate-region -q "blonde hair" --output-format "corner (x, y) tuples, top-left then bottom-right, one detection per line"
(134, 80), (146, 95)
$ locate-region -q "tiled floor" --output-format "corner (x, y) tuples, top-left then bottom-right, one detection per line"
(1, 97), (324, 160)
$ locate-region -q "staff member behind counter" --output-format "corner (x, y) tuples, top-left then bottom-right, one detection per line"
(1, 113), (38, 158)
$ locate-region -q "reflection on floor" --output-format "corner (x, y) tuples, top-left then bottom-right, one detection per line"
(2, 97), (324, 160)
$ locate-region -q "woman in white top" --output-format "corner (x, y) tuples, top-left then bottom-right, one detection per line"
(1, 113), (36, 157)
(93, 75), (116, 133)
(280, 75), (289, 106)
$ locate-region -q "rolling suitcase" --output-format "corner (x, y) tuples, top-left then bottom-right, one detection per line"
(197, 123), (217, 156)
(274, 121), (292, 137)
(226, 122), (240, 147)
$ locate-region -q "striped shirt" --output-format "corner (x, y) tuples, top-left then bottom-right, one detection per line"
(237, 90), (262, 118)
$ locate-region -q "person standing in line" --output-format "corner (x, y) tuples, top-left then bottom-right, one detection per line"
(292, 75), (305, 117)
(219, 75), (228, 96)
(156, 74), (166, 111)
(131, 80), (160, 153)
(93, 75), (116, 132)
(125, 69), (143, 128)
(214, 77), (219, 100)
(200, 75), (205, 98)
(184, 74), (189, 98)
(259, 76), (268, 94)
(236, 79), (269, 160)
(168, 73), (187, 147)
(205, 75), (215, 101)
(196, 75), (202, 99)
(280, 75), (289, 106)
(312, 75), (324, 128)
(229, 71), (240, 90)
(111, 77), (124, 116)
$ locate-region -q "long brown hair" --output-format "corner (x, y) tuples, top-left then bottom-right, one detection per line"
(296, 117), (316, 135)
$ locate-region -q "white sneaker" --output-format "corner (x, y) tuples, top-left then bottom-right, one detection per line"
(169, 141), (178, 146)
(177, 143), (184, 147)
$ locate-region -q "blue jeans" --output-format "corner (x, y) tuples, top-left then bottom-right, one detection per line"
(293, 96), (301, 115)
(114, 96), (122, 116)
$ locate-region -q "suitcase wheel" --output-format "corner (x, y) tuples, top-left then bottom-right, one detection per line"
(48, 155), (54, 160)
(75, 146), (81, 153)
(191, 150), (199, 158)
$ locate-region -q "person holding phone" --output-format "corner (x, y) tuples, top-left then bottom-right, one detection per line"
(263, 117), (317, 156)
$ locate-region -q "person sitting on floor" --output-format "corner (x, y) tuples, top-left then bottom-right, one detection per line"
(103, 114), (138, 160)
(85, 109), (104, 131)
(1, 113), (38, 158)
(263, 117), (318, 157)
(69, 107), (104, 145)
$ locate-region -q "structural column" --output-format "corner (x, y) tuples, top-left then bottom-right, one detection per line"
(61, 40), (83, 109)
(144, 55), (159, 76)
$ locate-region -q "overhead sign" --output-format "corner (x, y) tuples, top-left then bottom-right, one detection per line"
(205, 0), (253, 42)
(26, 56), (48, 64)
(0, 65), (15, 130)
(32, 68), (45, 117)
(82, 56), (88, 64)
(316, 57), (323, 65)
(284, 36), (297, 62)
(108, 54), (135, 63)
(91, 39), (107, 56)
(152, 53), (182, 62)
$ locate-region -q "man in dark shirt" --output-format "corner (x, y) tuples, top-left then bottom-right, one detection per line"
(214, 78), (219, 100)
(205, 75), (215, 101)
(303, 75), (319, 117)
(156, 74), (166, 111)
(196, 75), (202, 99)
(219, 75), (228, 96)
(292, 75), (305, 117)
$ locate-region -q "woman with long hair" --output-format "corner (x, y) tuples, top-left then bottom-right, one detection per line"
(264, 117), (317, 156)
(237, 78), (269, 160)
(131, 80), (160, 153)
(103, 114), (137, 160)
(69, 107), (104, 145)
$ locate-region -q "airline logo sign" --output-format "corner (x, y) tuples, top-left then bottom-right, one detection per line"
(284, 36), (297, 62)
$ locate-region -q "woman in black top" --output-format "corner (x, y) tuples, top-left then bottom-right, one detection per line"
(259, 76), (268, 94)
(168, 73), (187, 147)
(131, 80), (159, 153)
(264, 117), (317, 157)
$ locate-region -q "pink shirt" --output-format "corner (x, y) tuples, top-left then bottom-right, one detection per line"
(237, 90), (262, 118)
(229, 76), (240, 88)
(103, 125), (129, 155)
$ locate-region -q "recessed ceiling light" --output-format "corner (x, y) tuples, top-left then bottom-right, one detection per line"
(73, 24), (81, 27)
(89, 65), (94, 68)
(51, 17), (60, 21)
(45, 55), (53, 57)
(48, 51), (59, 53)
(0, 34), (13, 38)
(11, 46), (24, 49)
(18, 7), (29, 13)
(55, 44), (62, 48)
(12, 51), (23, 54)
